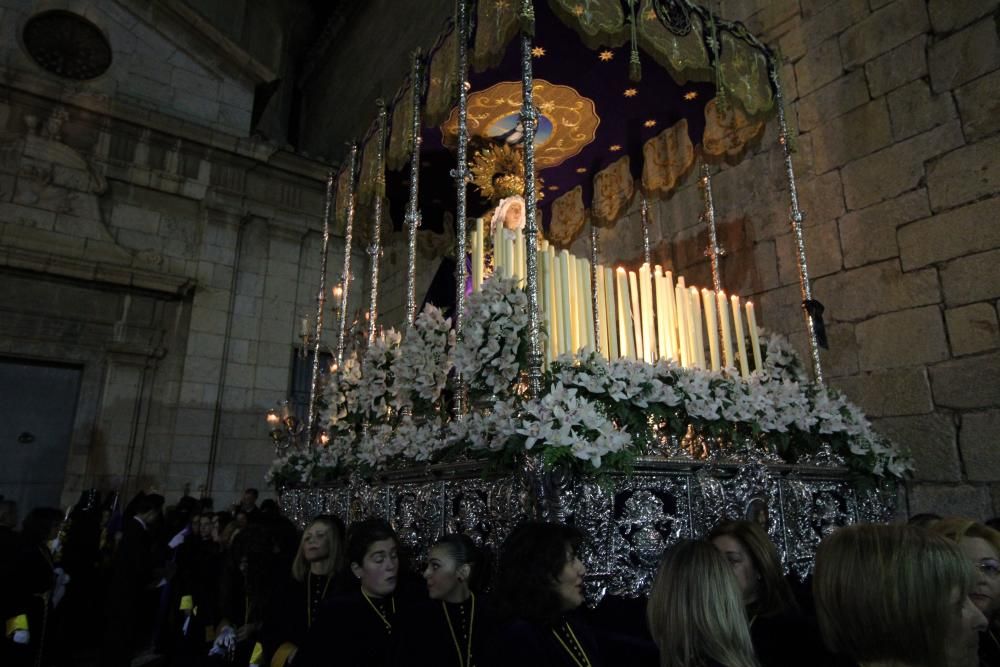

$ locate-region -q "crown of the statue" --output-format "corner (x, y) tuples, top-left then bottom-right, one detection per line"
(470, 142), (543, 203)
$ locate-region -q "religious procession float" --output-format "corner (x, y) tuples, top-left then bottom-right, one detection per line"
(268, 0), (909, 601)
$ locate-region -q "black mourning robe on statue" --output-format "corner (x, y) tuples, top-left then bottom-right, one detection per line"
(387, 593), (496, 667)
(482, 612), (604, 667)
(295, 589), (399, 667)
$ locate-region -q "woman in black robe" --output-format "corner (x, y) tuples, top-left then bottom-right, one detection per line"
(263, 514), (346, 666)
(204, 523), (284, 666)
(295, 518), (404, 667)
(708, 520), (828, 667)
(484, 521), (603, 667)
(389, 533), (495, 666)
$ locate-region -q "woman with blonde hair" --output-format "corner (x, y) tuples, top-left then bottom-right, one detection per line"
(647, 539), (758, 667)
(930, 518), (1000, 667)
(814, 524), (986, 667)
(263, 514), (346, 666)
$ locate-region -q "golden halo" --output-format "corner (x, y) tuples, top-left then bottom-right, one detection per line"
(441, 79), (600, 170)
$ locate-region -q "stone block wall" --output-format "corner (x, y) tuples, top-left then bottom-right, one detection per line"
(0, 0), (358, 507)
(584, 0), (1000, 518)
(0, 0), (260, 137)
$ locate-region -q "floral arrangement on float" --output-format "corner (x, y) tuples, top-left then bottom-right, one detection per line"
(266, 277), (913, 489)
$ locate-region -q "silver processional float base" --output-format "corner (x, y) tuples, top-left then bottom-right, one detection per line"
(279, 456), (897, 603)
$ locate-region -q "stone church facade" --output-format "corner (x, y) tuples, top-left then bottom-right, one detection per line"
(0, 0), (358, 511)
(1, 0), (998, 518)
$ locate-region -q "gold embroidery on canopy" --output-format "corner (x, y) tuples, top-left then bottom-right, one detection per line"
(592, 156), (634, 227)
(441, 80), (600, 170)
(549, 185), (587, 247)
(641, 118), (695, 198)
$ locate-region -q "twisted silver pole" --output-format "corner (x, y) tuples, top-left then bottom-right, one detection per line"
(520, 0), (542, 397)
(771, 65), (823, 384)
(307, 169), (336, 439)
(405, 50), (424, 326)
(590, 222), (601, 356)
(367, 101), (389, 346)
(335, 144), (358, 365)
(700, 162), (724, 293)
(640, 194), (652, 267)
(453, 0), (471, 415)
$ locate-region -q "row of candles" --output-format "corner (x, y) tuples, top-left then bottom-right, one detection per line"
(467, 226), (764, 378)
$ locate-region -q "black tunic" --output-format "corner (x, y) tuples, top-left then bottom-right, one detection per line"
(388, 593), (496, 667)
(582, 594), (658, 666)
(262, 572), (337, 665)
(981, 629), (1000, 667)
(750, 612), (824, 667)
(103, 518), (160, 667)
(483, 612), (604, 667)
(296, 589), (399, 667)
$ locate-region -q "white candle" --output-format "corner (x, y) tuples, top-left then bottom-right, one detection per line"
(520, 230), (527, 280)
(616, 268), (634, 360)
(473, 218), (484, 290)
(493, 224), (502, 278)
(674, 283), (689, 368)
(540, 245), (552, 365)
(689, 287), (705, 369)
(511, 229), (519, 282)
(663, 270), (678, 362)
(559, 250), (573, 356)
(567, 254), (580, 354)
(580, 258), (595, 355)
(605, 267), (619, 359)
(548, 246), (560, 359)
(702, 289), (720, 371)
(653, 266), (669, 361)
(506, 233), (516, 282)
(638, 263), (655, 363)
(628, 271), (643, 361)
(746, 301), (763, 373)
(731, 294), (750, 379)
(717, 291), (734, 371)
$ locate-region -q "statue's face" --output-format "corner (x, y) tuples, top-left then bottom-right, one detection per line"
(503, 200), (524, 229)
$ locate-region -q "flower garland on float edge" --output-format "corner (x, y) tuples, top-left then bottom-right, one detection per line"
(266, 277), (913, 488)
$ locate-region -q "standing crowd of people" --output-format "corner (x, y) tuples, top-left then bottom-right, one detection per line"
(2, 487), (999, 667)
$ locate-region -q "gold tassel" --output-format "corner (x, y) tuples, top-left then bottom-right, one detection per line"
(629, 51), (642, 82)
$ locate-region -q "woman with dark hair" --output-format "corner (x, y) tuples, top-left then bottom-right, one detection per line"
(295, 518), (403, 667)
(708, 520), (823, 666)
(206, 523), (284, 666)
(485, 521), (602, 667)
(647, 539), (758, 667)
(264, 515), (347, 666)
(390, 533), (496, 666)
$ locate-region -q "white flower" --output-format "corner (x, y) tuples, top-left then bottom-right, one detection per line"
(392, 304), (454, 412)
(512, 381), (630, 472)
(455, 276), (530, 398)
